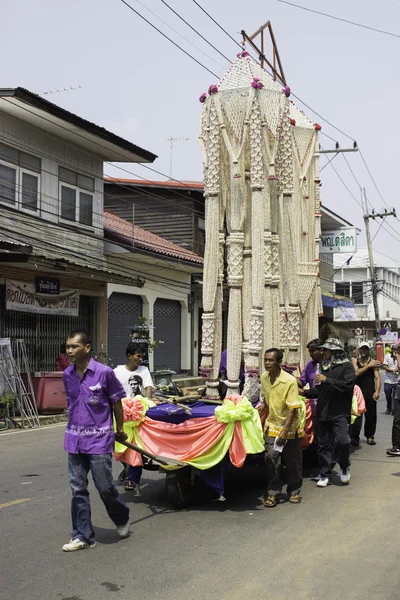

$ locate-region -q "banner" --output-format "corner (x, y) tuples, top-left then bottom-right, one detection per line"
(6, 280), (79, 316)
(320, 227), (357, 254)
(381, 332), (398, 344)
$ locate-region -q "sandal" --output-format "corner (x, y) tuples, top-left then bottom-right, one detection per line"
(289, 494), (302, 504)
(124, 480), (135, 491)
(264, 495), (278, 508)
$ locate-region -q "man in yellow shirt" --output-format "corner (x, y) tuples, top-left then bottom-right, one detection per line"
(259, 348), (304, 507)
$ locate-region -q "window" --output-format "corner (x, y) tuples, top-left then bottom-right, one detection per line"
(59, 167), (94, 227)
(0, 163), (16, 205)
(351, 282), (364, 304)
(0, 143), (40, 212)
(335, 282), (350, 297)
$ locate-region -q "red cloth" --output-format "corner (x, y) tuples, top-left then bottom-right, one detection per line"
(56, 354), (70, 372)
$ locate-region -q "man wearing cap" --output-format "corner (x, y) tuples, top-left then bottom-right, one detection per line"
(352, 342), (381, 446)
(311, 338), (355, 487)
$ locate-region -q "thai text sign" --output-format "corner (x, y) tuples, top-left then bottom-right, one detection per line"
(35, 277), (60, 295)
(320, 227), (357, 254)
(6, 280), (79, 316)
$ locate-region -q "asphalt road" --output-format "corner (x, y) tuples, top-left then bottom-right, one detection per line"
(1, 394), (400, 600)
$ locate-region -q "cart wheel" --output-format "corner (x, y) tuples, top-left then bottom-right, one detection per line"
(165, 467), (193, 509)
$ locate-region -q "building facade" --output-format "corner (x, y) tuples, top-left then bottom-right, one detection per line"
(0, 87), (156, 370)
(333, 249), (400, 344)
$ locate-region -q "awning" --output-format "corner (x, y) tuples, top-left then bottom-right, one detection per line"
(322, 293), (354, 308)
(320, 322), (353, 341)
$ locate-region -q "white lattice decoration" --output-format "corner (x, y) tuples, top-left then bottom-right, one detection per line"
(298, 262), (319, 314)
(201, 312), (215, 355)
(279, 306), (301, 349)
(248, 308), (264, 352)
(227, 232), (244, 286)
(276, 100), (294, 195)
(264, 230), (272, 284)
(271, 234), (280, 284)
(199, 51), (321, 382)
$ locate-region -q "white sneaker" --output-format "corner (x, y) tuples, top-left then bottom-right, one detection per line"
(117, 521), (130, 538)
(62, 538), (95, 552)
(316, 476), (329, 487)
(340, 467), (351, 484)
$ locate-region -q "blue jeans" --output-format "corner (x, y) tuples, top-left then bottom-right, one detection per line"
(68, 453), (129, 544)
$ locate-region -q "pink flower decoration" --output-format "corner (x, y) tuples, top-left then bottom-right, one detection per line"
(251, 78), (264, 89)
(284, 86), (291, 97)
(208, 85), (218, 94)
(290, 118), (296, 126)
(314, 123), (322, 131)
(199, 93), (207, 103)
(122, 397), (146, 423)
(237, 51), (249, 58)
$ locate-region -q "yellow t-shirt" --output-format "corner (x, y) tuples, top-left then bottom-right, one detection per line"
(261, 369), (304, 438)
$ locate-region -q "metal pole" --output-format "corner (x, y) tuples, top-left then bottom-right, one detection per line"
(363, 188), (380, 340)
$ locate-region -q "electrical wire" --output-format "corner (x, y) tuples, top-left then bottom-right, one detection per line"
(0, 99), (208, 220)
(133, 0), (227, 70)
(277, 0), (400, 40)
(0, 173), (205, 260)
(191, 0), (243, 49)
(119, 0), (219, 77)
(160, 0), (233, 64)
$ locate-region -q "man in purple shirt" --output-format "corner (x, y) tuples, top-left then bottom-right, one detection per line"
(62, 330), (129, 552)
(298, 338), (324, 416)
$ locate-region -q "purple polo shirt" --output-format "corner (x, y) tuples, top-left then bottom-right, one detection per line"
(299, 359), (318, 390)
(63, 358), (125, 454)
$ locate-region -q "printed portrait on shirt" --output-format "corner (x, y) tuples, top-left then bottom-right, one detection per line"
(128, 374), (143, 397)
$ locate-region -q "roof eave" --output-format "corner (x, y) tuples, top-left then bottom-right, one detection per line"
(0, 88), (157, 164)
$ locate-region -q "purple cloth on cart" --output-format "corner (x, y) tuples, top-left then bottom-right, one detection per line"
(146, 401), (217, 423)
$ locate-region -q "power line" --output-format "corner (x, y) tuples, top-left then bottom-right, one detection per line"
(0, 98), (207, 219)
(277, 0), (400, 40)
(191, 0), (243, 48)
(160, 0), (232, 64)
(0, 214), (197, 293)
(133, 0), (227, 70)
(192, 0), (357, 143)
(118, 0), (219, 77)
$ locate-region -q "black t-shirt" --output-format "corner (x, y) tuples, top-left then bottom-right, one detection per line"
(355, 358), (376, 399)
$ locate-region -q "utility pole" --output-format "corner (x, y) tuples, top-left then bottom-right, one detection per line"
(362, 188), (397, 340)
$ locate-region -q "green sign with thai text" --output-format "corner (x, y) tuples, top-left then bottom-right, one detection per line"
(320, 227), (357, 254)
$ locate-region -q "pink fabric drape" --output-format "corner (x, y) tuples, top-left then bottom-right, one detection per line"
(302, 399), (314, 449)
(115, 415), (248, 468)
(354, 384), (366, 414)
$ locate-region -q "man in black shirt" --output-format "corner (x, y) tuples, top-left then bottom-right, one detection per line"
(311, 338), (355, 488)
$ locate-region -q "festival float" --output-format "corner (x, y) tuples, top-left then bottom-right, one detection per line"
(116, 51), (321, 507)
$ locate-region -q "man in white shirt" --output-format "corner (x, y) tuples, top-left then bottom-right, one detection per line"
(114, 342), (154, 399)
(383, 346), (399, 415)
(114, 342), (154, 492)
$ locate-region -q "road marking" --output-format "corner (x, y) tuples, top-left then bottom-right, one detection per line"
(0, 498), (31, 509)
(0, 423), (66, 437)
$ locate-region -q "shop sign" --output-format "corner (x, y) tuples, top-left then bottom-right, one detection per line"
(35, 277), (60, 295)
(6, 279), (79, 316)
(381, 332), (398, 343)
(320, 227), (357, 254)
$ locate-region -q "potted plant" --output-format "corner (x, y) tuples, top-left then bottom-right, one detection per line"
(0, 392), (16, 418)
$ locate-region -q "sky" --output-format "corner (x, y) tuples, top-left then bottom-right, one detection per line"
(2, 0), (400, 262)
